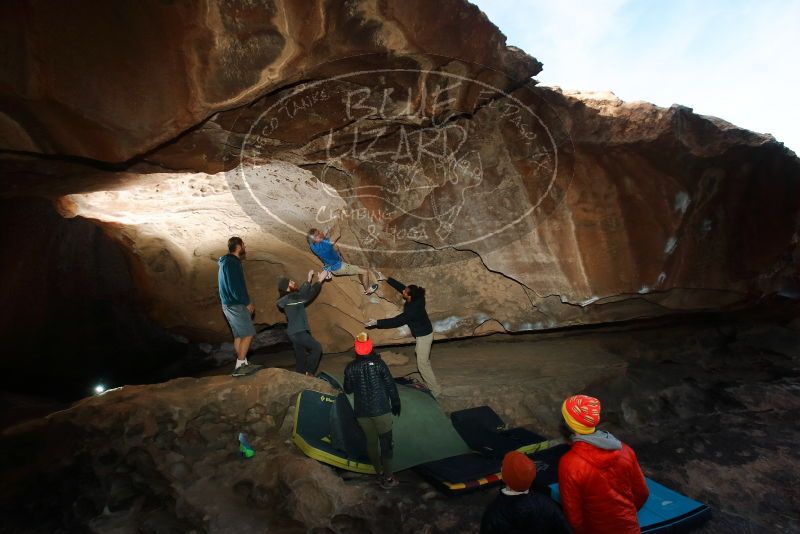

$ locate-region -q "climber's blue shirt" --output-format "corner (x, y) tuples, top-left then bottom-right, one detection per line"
(309, 239), (342, 271)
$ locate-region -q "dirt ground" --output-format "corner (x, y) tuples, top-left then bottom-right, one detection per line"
(2, 315), (798, 532)
(220, 316), (800, 533)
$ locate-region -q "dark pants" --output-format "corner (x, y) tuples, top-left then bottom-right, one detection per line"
(288, 330), (322, 374)
(356, 413), (394, 478)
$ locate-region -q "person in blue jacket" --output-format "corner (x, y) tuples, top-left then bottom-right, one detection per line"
(307, 222), (382, 295)
(218, 236), (261, 376)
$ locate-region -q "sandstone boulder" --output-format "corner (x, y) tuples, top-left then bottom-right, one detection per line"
(0, 366), (484, 533)
(0, 0), (797, 354)
(0, 0), (538, 162)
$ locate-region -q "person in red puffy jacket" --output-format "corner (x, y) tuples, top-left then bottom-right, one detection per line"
(557, 395), (649, 534)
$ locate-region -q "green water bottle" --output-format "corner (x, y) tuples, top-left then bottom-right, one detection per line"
(239, 432), (255, 458)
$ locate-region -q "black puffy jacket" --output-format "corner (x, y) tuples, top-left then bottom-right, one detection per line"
(375, 278), (433, 337)
(343, 352), (401, 418)
(480, 489), (572, 534)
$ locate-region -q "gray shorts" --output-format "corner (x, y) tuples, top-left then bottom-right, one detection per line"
(222, 304), (256, 338)
(331, 262), (366, 276)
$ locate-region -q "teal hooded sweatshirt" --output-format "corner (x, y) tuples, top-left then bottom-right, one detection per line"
(218, 254), (250, 306)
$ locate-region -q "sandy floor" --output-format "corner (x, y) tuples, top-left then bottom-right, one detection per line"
(216, 328), (631, 428)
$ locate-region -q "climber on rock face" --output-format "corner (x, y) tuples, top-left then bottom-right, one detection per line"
(218, 236), (262, 376)
(365, 278), (440, 397)
(307, 222), (384, 295)
(277, 269), (329, 376)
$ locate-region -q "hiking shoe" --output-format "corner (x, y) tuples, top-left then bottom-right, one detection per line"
(380, 476), (399, 489)
(364, 283), (379, 295)
(244, 363), (262, 375)
(231, 363), (261, 377)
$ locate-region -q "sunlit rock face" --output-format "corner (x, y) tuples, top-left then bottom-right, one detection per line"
(2, 0), (799, 351)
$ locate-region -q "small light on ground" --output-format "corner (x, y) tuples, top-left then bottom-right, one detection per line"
(94, 384), (106, 394)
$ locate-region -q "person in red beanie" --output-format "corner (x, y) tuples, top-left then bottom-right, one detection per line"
(343, 332), (402, 489)
(557, 395), (649, 534)
(480, 451), (572, 534)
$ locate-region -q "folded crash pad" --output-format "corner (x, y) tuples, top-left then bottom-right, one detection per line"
(415, 407), (552, 493)
(451, 405), (549, 456)
(415, 453), (505, 492)
(530, 443), (571, 491)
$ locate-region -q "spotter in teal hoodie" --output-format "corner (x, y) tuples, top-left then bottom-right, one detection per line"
(218, 254), (250, 306)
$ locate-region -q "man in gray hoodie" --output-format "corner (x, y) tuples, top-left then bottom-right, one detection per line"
(277, 269), (329, 375)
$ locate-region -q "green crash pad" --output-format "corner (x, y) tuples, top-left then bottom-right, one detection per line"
(293, 373), (471, 472)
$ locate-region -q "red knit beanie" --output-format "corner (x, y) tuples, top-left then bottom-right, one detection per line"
(354, 332), (373, 356)
(501, 451), (536, 492)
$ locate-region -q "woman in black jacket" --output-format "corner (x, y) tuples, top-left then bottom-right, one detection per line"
(344, 332), (401, 489)
(366, 278), (440, 397)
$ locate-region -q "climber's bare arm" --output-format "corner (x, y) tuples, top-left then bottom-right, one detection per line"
(327, 220), (342, 244)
